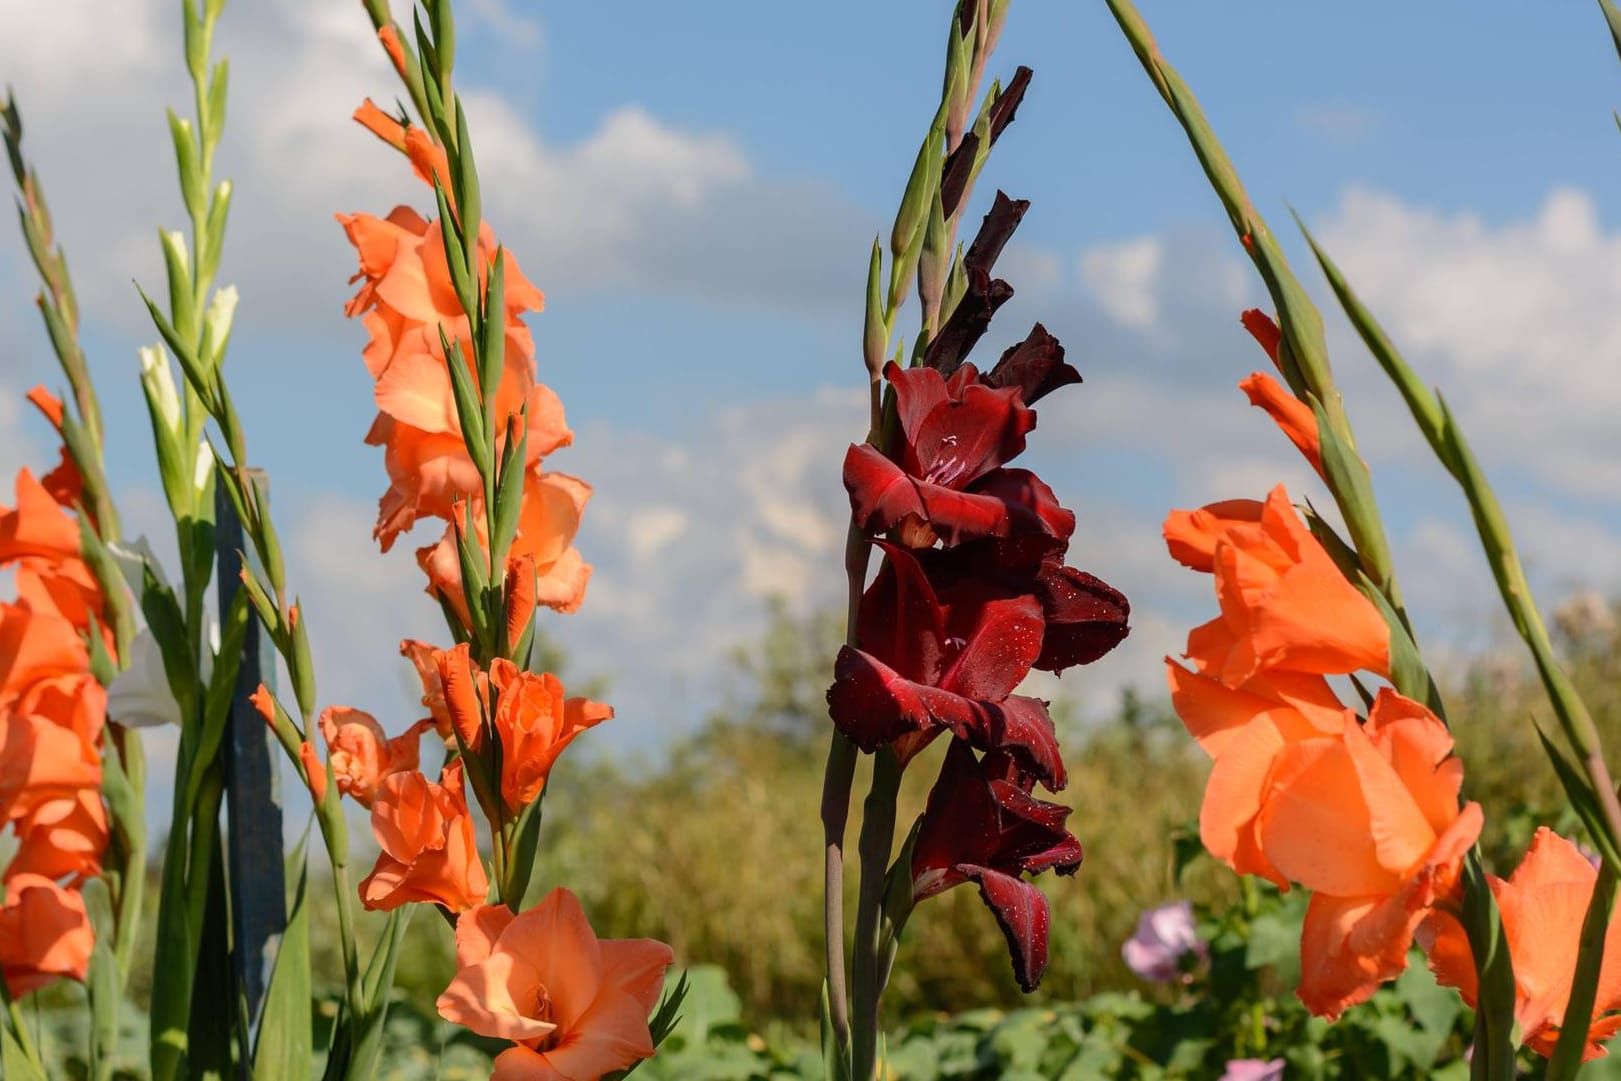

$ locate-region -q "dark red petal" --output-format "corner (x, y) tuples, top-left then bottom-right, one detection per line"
(940, 594), (1045, 702)
(910, 380), (1034, 488)
(911, 739), (994, 888)
(914, 483), (1018, 545)
(963, 192), (1030, 280)
(960, 865), (1051, 993)
(988, 780), (1085, 875)
(985, 323), (1081, 406)
(969, 469), (1075, 541)
(858, 543), (948, 682)
(924, 266), (1014, 376)
(1034, 567), (1131, 673)
(843, 443), (924, 533)
(826, 646), (935, 752)
(981, 695), (1067, 792)
(886, 361), (950, 450)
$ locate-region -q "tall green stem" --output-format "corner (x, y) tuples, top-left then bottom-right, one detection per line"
(850, 748), (903, 1081)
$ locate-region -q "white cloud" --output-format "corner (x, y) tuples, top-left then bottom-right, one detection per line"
(0, 0), (868, 347)
(1079, 236), (1163, 331)
(1313, 186), (1621, 497)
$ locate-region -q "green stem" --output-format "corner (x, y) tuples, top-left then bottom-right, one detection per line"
(850, 748), (903, 1081)
(316, 796), (367, 1028)
(1, 987), (45, 1072)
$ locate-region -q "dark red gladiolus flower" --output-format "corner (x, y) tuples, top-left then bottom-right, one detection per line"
(909, 536), (1130, 674)
(843, 361), (1076, 547)
(826, 542), (1066, 789)
(910, 739), (1083, 992)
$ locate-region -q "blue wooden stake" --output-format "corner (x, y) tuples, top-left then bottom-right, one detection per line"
(217, 471), (286, 1071)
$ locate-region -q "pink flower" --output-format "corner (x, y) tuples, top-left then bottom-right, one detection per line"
(1121, 900), (1206, 982)
(1221, 1059), (1286, 1081)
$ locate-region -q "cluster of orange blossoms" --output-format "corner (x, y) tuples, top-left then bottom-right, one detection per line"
(1165, 484), (1481, 1018)
(1164, 310), (1621, 1056)
(325, 80), (669, 1079)
(338, 100), (590, 621)
(0, 389), (107, 997)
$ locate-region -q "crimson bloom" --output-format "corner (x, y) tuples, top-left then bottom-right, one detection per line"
(910, 740), (1082, 992)
(843, 361), (1072, 547)
(909, 535), (1129, 674)
(827, 542), (1067, 789)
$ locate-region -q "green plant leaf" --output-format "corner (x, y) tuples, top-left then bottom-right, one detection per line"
(253, 830), (313, 1081)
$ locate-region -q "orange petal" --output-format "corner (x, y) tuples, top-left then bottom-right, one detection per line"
(1241, 309), (1282, 366)
(1240, 371), (1323, 476)
(299, 742), (328, 803)
(1163, 499), (1264, 572)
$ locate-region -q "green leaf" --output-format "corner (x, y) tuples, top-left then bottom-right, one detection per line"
(253, 831), (313, 1081)
(1, 1021), (46, 1081)
(1536, 726), (1621, 870)
(1299, 223), (1449, 471)
(501, 788), (545, 907)
(1460, 850), (1518, 1081)
(1598, 0), (1621, 66)
(820, 980), (853, 1081)
(478, 247), (506, 405)
(443, 333), (490, 476)
(141, 566), (197, 721)
(183, 586), (250, 817)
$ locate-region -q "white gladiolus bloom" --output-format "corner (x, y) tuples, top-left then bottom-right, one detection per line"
(107, 629), (183, 729)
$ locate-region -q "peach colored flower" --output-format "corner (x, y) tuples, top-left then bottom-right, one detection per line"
(428, 647), (610, 813)
(0, 873), (93, 997)
(299, 742), (328, 804)
(316, 705), (433, 807)
(437, 888), (673, 1081)
(401, 639), (455, 739)
(5, 789), (108, 883)
(1257, 690), (1481, 1018)
(420, 472), (592, 629)
(0, 468), (81, 566)
(1422, 828), (1621, 1061)
(1166, 486), (1389, 685)
(359, 762), (488, 912)
(487, 664), (611, 814)
(0, 604), (89, 709)
(0, 678), (105, 826)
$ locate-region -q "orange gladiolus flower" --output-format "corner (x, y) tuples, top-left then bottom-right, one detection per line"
(0, 687), (106, 825)
(6, 790), (108, 883)
(1165, 485), (1390, 684)
(1167, 665), (1348, 887)
(1422, 828), (1621, 1061)
(437, 888), (673, 1081)
(354, 98), (453, 196)
(430, 646), (610, 813)
(401, 639), (455, 739)
(488, 665), (611, 813)
(1256, 690), (1482, 1018)
(0, 469), (81, 565)
(316, 706), (433, 808)
(360, 762), (488, 912)
(0, 605), (89, 709)
(420, 472), (593, 627)
(0, 873), (93, 996)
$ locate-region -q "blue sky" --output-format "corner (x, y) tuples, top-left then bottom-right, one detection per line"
(3, 0), (1621, 774)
